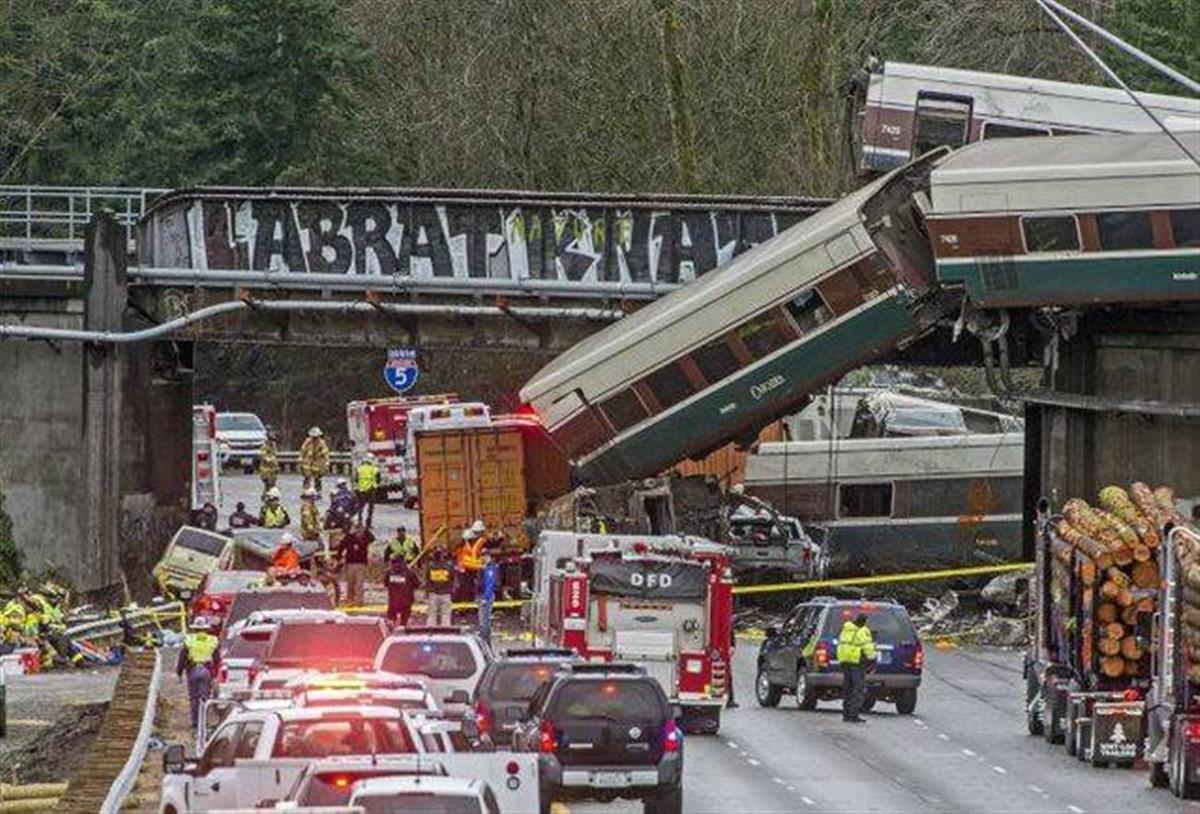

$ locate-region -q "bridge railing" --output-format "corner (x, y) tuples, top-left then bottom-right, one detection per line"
(0, 185), (165, 254)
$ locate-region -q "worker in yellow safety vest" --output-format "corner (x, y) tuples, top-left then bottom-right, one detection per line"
(384, 526), (421, 566)
(177, 618), (220, 730)
(836, 612), (877, 723)
(259, 486), (291, 529)
(354, 454), (380, 529)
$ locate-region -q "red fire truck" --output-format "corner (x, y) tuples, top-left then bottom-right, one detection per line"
(533, 533), (733, 734)
(346, 394), (458, 501)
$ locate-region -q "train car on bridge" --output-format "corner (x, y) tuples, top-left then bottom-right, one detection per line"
(926, 132), (1200, 307)
(520, 150), (950, 486)
(851, 60), (1200, 173)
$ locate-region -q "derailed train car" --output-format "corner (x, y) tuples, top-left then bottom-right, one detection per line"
(520, 150), (952, 486)
(926, 132), (1200, 307)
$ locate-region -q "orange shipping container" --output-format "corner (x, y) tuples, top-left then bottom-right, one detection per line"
(416, 424), (536, 551)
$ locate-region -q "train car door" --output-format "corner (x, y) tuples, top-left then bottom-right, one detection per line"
(912, 92), (973, 156)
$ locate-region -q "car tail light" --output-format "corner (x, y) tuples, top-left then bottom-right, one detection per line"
(912, 643), (924, 671)
(662, 719), (682, 753)
(814, 641), (830, 669)
(216, 664), (229, 684)
(475, 701), (493, 735)
(1186, 721), (1200, 742)
(539, 720), (557, 753)
(1122, 688), (1140, 702)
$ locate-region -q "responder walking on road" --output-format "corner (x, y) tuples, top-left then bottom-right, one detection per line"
(385, 556), (420, 628)
(229, 501), (258, 529)
(177, 618), (220, 732)
(299, 426), (331, 494)
(837, 612), (876, 723)
(454, 520), (485, 602)
(354, 453), (381, 529)
(424, 546), (455, 626)
(335, 520), (374, 607)
(476, 551), (499, 645)
(259, 487), (290, 528)
(384, 526), (420, 566)
(259, 432), (281, 498)
(299, 488), (322, 541)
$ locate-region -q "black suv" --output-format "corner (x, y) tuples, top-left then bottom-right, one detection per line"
(755, 597), (923, 714)
(515, 662), (683, 814)
(474, 647), (579, 746)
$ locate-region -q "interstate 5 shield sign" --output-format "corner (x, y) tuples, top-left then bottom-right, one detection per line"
(384, 348), (419, 394)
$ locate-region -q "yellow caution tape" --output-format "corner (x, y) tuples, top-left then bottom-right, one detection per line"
(731, 561), (1033, 596)
(337, 561), (1034, 614)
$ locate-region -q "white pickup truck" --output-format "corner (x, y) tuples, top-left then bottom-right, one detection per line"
(161, 705), (540, 814)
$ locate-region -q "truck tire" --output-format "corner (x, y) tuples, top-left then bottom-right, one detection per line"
(1174, 746), (1200, 800)
(755, 665), (782, 708)
(894, 688), (917, 715)
(646, 786), (682, 814)
(796, 670), (818, 711)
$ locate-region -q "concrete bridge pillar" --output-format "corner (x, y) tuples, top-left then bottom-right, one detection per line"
(0, 213), (191, 597)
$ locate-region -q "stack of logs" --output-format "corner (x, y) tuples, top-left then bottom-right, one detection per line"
(1052, 482), (1174, 680)
(1169, 509), (1200, 683)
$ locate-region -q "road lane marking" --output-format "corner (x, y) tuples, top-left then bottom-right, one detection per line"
(1028, 784), (1044, 793)
(961, 748), (976, 757)
(992, 765), (1007, 775)
(727, 741), (740, 749)
(801, 796), (816, 806)
(772, 777), (785, 785)
(938, 733), (949, 740)
(747, 758), (762, 766)
(1068, 806), (1083, 814)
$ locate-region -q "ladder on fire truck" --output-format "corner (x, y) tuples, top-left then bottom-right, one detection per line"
(191, 404), (221, 509)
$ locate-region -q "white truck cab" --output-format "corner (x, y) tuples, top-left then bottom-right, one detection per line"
(160, 705), (431, 813)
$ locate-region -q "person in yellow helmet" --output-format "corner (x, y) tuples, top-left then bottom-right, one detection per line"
(259, 487), (290, 529)
(836, 611), (877, 723)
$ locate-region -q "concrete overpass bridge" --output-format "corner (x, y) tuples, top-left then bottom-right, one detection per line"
(0, 185), (831, 593)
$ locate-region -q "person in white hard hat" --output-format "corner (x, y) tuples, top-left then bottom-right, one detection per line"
(259, 486), (290, 528)
(354, 452), (381, 529)
(177, 616), (219, 732)
(299, 487), (322, 541)
(299, 426), (331, 493)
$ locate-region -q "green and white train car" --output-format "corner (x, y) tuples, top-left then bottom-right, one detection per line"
(520, 151), (950, 485)
(927, 132), (1200, 307)
(744, 432), (1024, 575)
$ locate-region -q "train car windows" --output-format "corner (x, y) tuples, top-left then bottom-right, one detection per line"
(838, 483), (894, 518)
(785, 289), (832, 334)
(599, 388), (648, 434)
(736, 310), (790, 359)
(1169, 208), (1200, 248)
(982, 122), (1051, 139)
(1096, 211), (1153, 251)
(644, 362), (694, 411)
(1022, 216), (1080, 252)
(691, 338), (741, 383)
(912, 93), (972, 156)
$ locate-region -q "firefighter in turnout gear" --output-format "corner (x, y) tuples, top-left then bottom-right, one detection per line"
(299, 426), (331, 494)
(259, 432), (281, 497)
(177, 617), (220, 731)
(354, 454), (380, 529)
(837, 612), (877, 723)
(260, 487), (290, 528)
(299, 488), (322, 541)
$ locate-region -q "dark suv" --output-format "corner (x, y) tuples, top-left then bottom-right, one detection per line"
(755, 597), (923, 714)
(474, 647), (579, 746)
(515, 663), (683, 814)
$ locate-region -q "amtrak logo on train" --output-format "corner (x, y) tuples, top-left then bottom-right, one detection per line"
(750, 375), (786, 401)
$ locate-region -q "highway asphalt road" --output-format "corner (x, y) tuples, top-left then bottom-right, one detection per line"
(218, 473), (420, 537)
(568, 643), (1190, 814)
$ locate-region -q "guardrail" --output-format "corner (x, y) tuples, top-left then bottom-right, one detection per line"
(65, 601), (186, 647)
(0, 185), (164, 253)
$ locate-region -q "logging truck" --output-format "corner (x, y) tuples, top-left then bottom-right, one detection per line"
(1025, 496), (1159, 767)
(1146, 523), (1200, 799)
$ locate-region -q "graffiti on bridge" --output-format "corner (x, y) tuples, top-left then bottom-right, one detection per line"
(172, 197), (810, 284)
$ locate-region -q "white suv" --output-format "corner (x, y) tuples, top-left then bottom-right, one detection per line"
(374, 627), (493, 713)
